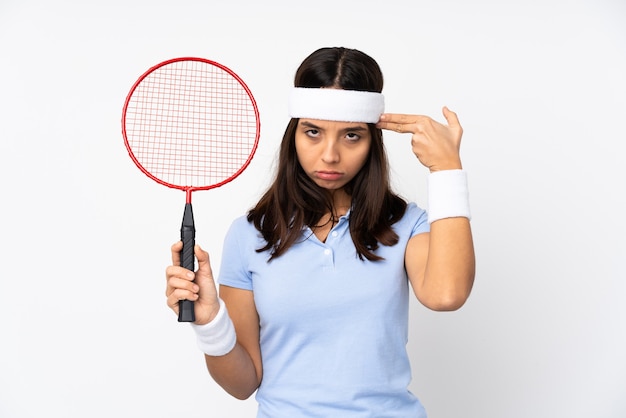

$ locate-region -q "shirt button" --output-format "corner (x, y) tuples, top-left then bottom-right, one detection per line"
(331, 231), (338, 237)
(324, 249), (331, 255)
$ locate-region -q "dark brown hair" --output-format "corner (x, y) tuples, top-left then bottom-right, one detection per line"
(248, 47), (407, 261)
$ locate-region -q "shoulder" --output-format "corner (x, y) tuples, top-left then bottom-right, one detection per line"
(396, 202), (429, 236)
(405, 202), (426, 218)
(219, 215), (263, 289)
(225, 214), (260, 243)
(229, 213), (254, 230)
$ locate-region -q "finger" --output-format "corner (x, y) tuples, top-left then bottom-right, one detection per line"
(166, 275), (199, 294)
(165, 265), (195, 282)
(442, 106), (461, 128)
(167, 288), (199, 309)
(170, 241), (183, 265)
(193, 245), (217, 292)
(194, 245), (211, 269)
(165, 266), (197, 297)
(378, 113), (433, 134)
(377, 118), (412, 134)
(377, 121), (408, 133)
(379, 113), (424, 123)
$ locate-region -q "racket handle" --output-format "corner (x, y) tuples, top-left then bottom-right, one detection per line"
(179, 203), (196, 323)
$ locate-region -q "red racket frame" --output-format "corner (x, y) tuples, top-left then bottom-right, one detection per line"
(121, 57), (260, 204)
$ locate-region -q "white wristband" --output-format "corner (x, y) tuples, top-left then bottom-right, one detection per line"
(190, 299), (237, 356)
(427, 169), (471, 224)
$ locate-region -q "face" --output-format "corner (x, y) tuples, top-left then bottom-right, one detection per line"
(295, 119), (371, 191)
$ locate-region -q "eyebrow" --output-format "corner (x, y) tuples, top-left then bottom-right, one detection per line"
(300, 121), (368, 133)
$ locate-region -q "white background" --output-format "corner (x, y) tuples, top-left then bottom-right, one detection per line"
(1, 0), (624, 417)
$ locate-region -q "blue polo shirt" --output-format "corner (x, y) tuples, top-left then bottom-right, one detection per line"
(218, 202), (430, 417)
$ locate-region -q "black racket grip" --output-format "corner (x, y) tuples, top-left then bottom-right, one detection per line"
(178, 203), (196, 322)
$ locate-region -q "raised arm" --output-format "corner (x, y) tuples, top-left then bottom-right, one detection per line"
(377, 107), (475, 311)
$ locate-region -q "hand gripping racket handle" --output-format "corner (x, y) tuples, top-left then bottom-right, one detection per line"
(178, 203), (196, 322)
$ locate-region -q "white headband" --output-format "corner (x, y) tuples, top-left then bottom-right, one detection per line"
(288, 87), (385, 123)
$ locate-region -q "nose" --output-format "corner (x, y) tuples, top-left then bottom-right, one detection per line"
(321, 139), (339, 164)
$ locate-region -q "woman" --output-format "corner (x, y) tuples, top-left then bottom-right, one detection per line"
(165, 47), (475, 417)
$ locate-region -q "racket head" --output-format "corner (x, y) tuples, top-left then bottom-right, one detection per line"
(121, 57), (260, 193)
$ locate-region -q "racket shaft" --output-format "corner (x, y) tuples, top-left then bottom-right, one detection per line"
(179, 203), (196, 322)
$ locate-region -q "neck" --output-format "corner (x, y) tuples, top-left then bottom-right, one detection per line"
(327, 188), (351, 216)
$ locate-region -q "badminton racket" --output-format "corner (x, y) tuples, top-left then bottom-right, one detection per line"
(122, 57), (260, 322)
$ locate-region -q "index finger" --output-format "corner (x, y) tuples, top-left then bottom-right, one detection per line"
(377, 113), (425, 124)
(376, 113), (429, 134)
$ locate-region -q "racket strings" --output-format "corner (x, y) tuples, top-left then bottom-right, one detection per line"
(124, 60), (258, 188)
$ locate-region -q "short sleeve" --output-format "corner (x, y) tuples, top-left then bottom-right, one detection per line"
(218, 216), (254, 291)
(407, 202), (430, 237)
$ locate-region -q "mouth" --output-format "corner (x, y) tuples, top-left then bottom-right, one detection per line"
(315, 171), (344, 181)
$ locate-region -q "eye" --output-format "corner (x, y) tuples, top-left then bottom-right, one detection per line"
(305, 129), (320, 138)
(345, 132), (361, 143)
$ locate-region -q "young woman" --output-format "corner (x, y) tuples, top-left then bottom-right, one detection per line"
(165, 47), (475, 417)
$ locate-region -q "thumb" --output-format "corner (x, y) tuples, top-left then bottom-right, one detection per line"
(191, 244), (220, 324)
(442, 106), (461, 128)
(194, 244), (213, 276)
(194, 244), (219, 299)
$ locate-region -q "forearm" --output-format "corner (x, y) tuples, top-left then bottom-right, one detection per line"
(205, 343), (261, 400)
(421, 217), (475, 310)
(190, 294), (263, 400)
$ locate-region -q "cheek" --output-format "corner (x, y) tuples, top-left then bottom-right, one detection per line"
(353, 155), (369, 174)
(351, 145), (371, 172)
(294, 139), (312, 169)
(294, 135), (304, 158)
